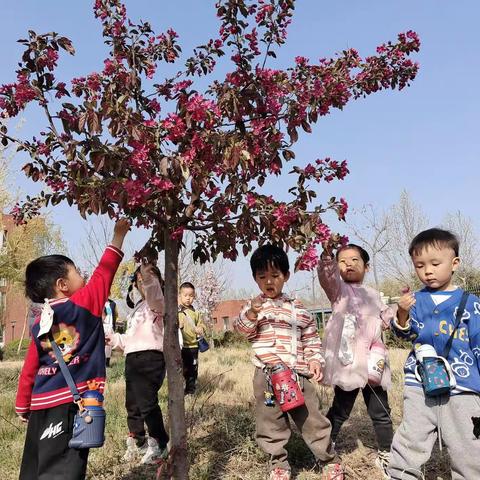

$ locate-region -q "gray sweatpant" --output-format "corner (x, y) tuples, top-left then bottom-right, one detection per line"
(388, 386), (480, 480)
(253, 367), (334, 472)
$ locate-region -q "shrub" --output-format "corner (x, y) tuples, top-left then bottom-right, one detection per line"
(3, 339), (30, 360)
(214, 330), (249, 348)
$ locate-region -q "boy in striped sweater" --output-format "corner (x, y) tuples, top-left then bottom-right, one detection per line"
(235, 244), (342, 480)
(15, 218), (130, 480)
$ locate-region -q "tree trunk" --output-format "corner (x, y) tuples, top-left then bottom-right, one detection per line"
(163, 231), (189, 479)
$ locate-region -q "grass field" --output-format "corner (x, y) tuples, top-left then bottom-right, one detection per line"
(0, 346), (452, 479)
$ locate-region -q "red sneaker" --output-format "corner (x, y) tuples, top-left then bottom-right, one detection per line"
(269, 468), (291, 480)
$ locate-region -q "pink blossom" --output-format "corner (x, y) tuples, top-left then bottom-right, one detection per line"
(86, 73), (102, 92)
(272, 204), (297, 230)
(46, 178), (66, 192)
(128, 142), (150, 169)
(14, 74), (37, 108)
(161, 113), (186, 142)
(338, 197), (348, 219)
(37, 47), (59, 71)
(55, 82), (68, 99)
(37, 142), (51, 156)
(124, 179), (151, 207)
(246, 192), (256, 208)
(148, 98), (161, 113)
(296, 245), (319, 271)
(205, 186), (220, 199)
(173, 80), (193, 93)
(304, 163), (316, 176)
(167, 28), (178, 39)
(102, 59), (117, 76)
(151, 177), (175, 191)
(315, 222), (331, 242)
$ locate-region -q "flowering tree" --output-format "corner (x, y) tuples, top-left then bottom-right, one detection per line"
(0, 1), (420, 477)
(194, 266), (223, 341)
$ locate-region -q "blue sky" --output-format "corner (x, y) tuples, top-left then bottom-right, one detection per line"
(1, 1), (479, 294)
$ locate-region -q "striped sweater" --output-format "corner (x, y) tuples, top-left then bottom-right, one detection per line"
(15, 245), (123, 414)
(235, 294), (324, 374)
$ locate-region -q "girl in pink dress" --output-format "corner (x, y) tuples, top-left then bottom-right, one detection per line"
(318, 244), (394, 478)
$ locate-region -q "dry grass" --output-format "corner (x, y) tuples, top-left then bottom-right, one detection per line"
(0, 347), (452, 479)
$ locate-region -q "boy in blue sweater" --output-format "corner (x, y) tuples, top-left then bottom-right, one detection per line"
(387, 228), (480, 480)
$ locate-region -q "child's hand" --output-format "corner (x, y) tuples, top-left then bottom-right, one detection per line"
(397, 287), (415, 327)
(105, 333), (113, 346)
(194, 326), (204, 335)
(111, 218), (131, 250)
(246, 295), (264, 321)
(308, 361), (323, 382)
(18, 412), (29, 423)
(320, 241), (334, 260)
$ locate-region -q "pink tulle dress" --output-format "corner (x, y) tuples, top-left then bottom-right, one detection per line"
(317, 257), (394, 391)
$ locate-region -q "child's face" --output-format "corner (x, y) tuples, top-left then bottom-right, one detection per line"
(411, 245), (459, 291)
(337, 248), (368, 283)
(254, 265), (290, 299)
(179, 287), (195, 307)
(57, 264), (85, 297)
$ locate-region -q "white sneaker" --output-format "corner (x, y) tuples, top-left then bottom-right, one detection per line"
(122, 436), (147, 462)
(140, 437), (165, 464)
(375, 450), (390, 479)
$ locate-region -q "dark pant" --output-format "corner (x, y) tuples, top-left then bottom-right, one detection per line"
(125, 350), (169, 448)
(326, 385), (393, 451)
(181, 347), (199, 393)
(19, 403), (89, 480)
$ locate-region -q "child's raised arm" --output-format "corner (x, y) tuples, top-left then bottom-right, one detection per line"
(140, 263), (164, 315)
(317, 247), (342, 303)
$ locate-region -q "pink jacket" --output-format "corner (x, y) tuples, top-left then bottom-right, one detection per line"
(318, 258), (394, 391)
(109, 269), (164, 355)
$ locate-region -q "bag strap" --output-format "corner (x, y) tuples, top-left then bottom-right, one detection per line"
(441, 291), (469, 359)
(49, 333), (82, 404)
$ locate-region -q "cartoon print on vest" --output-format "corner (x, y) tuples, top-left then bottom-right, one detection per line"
(40, 323), (80, 363)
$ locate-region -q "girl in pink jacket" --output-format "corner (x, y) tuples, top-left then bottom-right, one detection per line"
(107, 263), (167, 465)
(318, 244), (394, 478)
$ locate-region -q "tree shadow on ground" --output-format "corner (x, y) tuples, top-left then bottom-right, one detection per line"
(118, 464), (158, 480)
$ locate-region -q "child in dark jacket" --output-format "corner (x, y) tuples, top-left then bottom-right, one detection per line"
(15, 219), (129, 480)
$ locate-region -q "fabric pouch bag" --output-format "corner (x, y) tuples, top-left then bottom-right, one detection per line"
(197, 336), (210, 353)
(416, 357), (452, 397)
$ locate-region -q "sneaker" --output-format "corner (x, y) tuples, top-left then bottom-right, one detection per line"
(375, 450), (390, 479)
(122, 436), (147, 462)
(321, 463), (344, 480)
(268, 468), (291, 480)
(140, 437), (166, 464)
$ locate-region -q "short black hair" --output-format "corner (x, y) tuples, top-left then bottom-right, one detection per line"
(250, 244), (289, 277)
(25, 255), (75, 303)
(336, 244), (370, 265)
(409, 228), (459, 257)
(179, 282), (195, 291)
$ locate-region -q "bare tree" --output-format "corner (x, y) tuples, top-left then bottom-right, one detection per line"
(347, 204), (390, 288)
(442, 211), (479, 286)
(379, 190), (428, 284)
